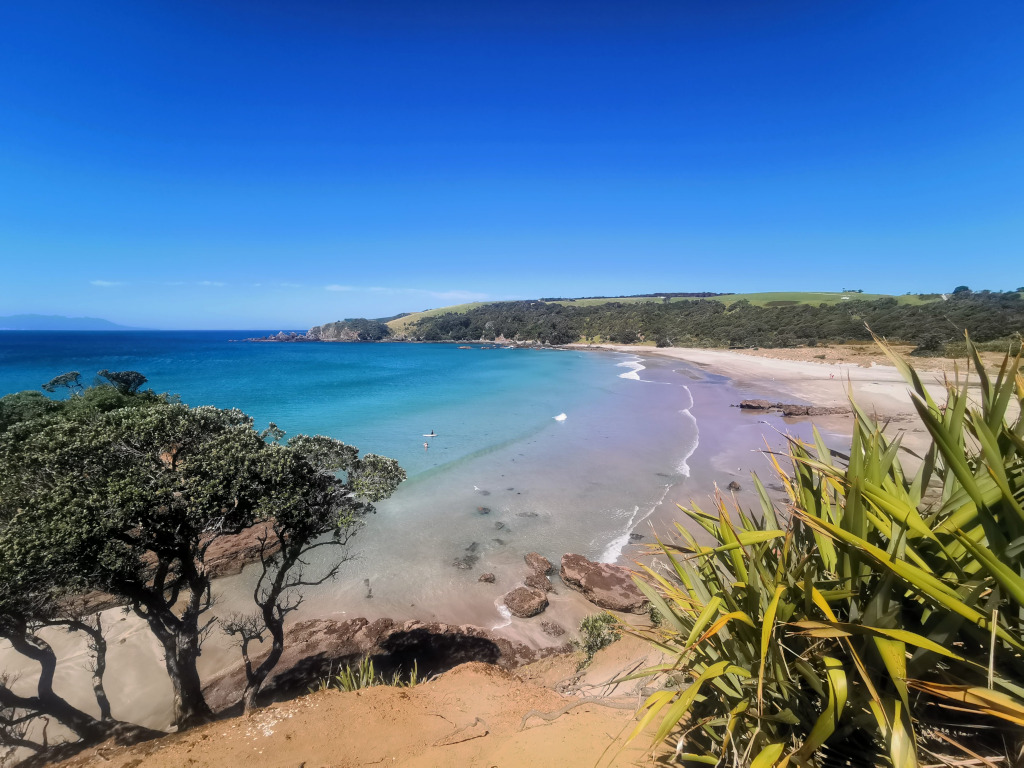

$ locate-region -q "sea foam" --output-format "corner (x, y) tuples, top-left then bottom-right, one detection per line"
(491, 600), (513, 630)
(599, 483), (676, 564)
(616, 359), (645, 380)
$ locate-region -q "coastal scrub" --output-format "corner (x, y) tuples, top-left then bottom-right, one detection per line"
(625, 338), (1024, 766)
(0, 372), (405, 754)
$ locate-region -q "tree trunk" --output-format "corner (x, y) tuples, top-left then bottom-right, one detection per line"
(165, 629), (214, 729)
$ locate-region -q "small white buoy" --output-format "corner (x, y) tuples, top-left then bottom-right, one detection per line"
(554, 413), (567, 421)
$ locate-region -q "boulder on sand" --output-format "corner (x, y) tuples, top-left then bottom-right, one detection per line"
(503, 586), (548, 618)
(524, 552), (553, 575)
(524, 572), (554, 593)
(559, 554), (648, 614)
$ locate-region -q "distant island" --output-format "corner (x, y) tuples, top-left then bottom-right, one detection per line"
(0, 314), (144, 331)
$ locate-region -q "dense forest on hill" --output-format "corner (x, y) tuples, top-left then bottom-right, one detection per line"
(406, 291), (1024, 352)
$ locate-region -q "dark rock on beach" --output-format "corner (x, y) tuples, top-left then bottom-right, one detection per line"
(525, 572), (555, 593)
(727, 481), (742, 491)
(203, 616), (552, 712)
(559, 554), (648, 614)
(524, 552), (553, 575)
(478, 572), (496, 583)
(737, 399), (849, 417)
(504, 586), (549, 618)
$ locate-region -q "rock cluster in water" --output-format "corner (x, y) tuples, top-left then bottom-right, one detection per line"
(502, 552), (556, 617)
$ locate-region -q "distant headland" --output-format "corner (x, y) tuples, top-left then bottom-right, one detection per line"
(247, 289), (1024, 358)
(0, 314), (145, 331)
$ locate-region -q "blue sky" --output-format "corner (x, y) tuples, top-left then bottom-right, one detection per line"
(1, 1), (1021, 329)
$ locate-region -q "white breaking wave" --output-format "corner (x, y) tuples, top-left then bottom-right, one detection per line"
(677, 389), (699, 477)
(599, 483), (675, 564)
(554, 412), (567, 421)
(616, 359), (645, 380)
(491, 600), (513, 630)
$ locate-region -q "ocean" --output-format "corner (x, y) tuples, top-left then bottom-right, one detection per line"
(0, 332), (717, 628)
(1, 331), (829, 728)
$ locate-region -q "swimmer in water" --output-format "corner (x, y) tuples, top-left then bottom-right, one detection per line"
(423, 441), (429, 451)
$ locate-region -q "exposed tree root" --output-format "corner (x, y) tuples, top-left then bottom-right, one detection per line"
(520, 697), (637, 731)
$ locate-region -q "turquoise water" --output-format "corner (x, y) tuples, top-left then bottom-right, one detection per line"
(1, 332), (710, 628)
(3, 332), (827, 728)
(0, 332), (613, 479)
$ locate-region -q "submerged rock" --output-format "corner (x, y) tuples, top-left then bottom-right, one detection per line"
(478, 572), (496, 583)
(452, 553), (480, 570)
(559, 554), (648, 614)
(541, 621), (566, 637)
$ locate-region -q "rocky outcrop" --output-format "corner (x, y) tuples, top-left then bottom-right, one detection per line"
(307, 323), (360, 341)
(247, 319), (394, 343)
(737, 400), (849, 417)
(244, 330), (314, 342)
(70, 522), (281, 613)
(204, 616), (559, 712)
(525, 552), (553, 575)
(525, 572), (554, 593)
(504, 586), (549, 618)
(559, 554), (648, 614)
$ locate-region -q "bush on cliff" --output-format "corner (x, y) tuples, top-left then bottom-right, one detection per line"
(0, 371), (405, 756)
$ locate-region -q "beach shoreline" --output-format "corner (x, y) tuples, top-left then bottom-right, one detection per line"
(568, 343), (955, 460)
(7, 342), (954, 764)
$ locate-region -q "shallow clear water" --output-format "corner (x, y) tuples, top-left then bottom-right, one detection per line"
(0, 333), (708, 627)
(2, 333), (840, 729)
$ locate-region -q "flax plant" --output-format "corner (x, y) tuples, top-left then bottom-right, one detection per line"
(626, 336), (1024, 766)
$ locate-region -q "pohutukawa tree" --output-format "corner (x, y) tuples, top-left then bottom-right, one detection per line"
(0, 372), (405, 752)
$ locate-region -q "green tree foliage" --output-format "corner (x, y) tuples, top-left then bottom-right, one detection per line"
(0, 372), (405, 751)
(626, 339), (1024, 765)
(408, 293), (1024, 353)
(316, 318), (393, 341)
(40, 370), (83, 394)
(96, 369), (147, 394)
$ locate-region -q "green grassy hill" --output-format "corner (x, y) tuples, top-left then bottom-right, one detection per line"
(387, 292), (941, 331)
(385, 302), (490, 334)
(711, 291), (935, 307)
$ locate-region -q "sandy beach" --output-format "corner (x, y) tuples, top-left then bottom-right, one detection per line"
(577, 343), (966, 460)
(16, 345), (968, 767)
